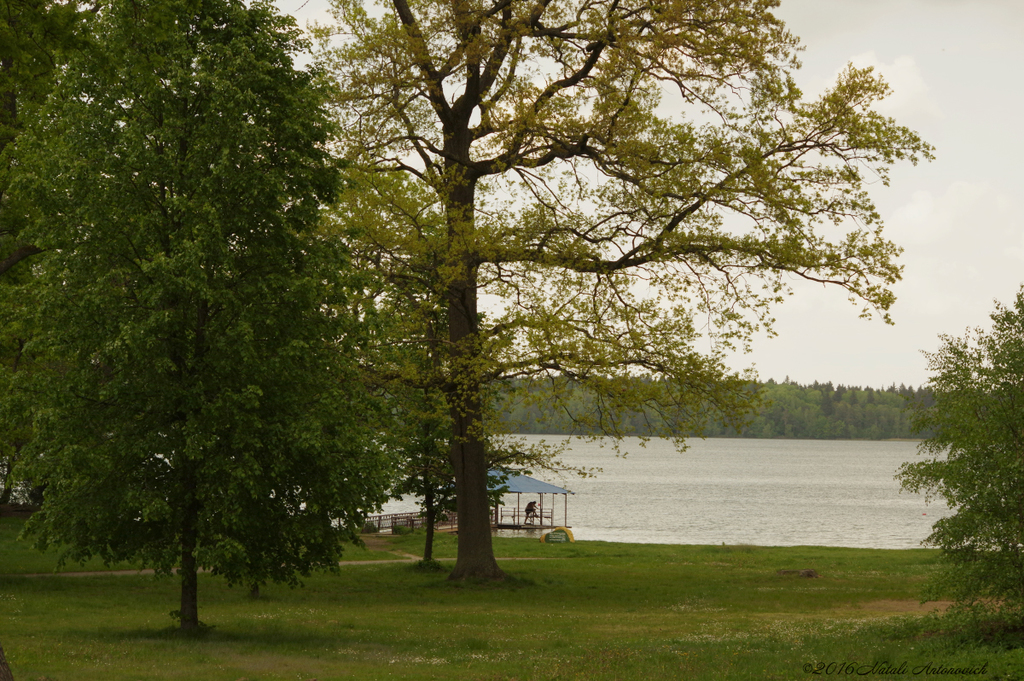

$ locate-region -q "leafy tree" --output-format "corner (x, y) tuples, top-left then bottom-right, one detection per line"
(1, 0), (92, 504)
(388, 389), (457, 561)
(0, 0), (89, 277)
(0, 302), (33, 505)
(1, 8), (90, 670)
(17, 0), (391, 630)
(342, 187), (457, 560)
(319, 0), (931, 580)
(819, 386), (835, 417)
(899, 288), (1024, 622)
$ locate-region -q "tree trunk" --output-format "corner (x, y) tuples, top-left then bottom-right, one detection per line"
(179, 533), (199, 630)
(445, 282), (505, 580)
(444, 172), (505, 581)
(423, 486), (435, 561)
(0, 638), (15, 681)
(447, 401), (504, 580)
(178, 470), (200, 630)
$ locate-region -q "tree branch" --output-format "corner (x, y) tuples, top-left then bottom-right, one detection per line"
(390, 0), (453, 124)
(0, 244), (43, 276)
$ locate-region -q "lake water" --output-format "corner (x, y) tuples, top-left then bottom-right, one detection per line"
(381, 436), (948, 549)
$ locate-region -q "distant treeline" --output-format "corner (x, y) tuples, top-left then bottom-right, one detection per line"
(500, 379), (934, 440)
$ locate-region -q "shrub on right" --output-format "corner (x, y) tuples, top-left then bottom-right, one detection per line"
(900, 286), (1024, 624)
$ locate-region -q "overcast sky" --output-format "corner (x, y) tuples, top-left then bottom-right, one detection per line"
(275, 0), (1023, 390)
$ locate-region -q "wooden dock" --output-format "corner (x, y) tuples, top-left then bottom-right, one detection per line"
(364, 509), (569, 533)
(366, 473), (573, 535)
(363, 511), (458, 534)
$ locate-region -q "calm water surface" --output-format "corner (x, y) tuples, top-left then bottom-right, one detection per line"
(383, 436), (947, 549)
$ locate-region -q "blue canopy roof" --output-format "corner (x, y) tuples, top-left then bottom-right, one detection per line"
(488, 471), (573, 495)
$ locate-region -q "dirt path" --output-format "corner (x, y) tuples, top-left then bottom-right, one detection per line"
(360, 535), (420, 560)
(5, 546), (557, 577)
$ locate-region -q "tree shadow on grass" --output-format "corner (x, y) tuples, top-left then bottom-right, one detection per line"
(88, 621), (364, 648)
(430, 573), (538, 591)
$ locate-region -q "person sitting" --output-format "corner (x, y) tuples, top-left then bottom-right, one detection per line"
(524, 501), (538, 524)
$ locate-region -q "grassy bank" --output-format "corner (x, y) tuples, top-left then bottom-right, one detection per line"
(2, 518), (1023, 680)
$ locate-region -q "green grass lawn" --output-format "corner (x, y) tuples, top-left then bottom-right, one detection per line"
(2, 518), (1023, 680)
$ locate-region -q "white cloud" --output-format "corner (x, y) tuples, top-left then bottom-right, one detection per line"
(887, 181), (1009, 247)
(883, 180), (1024, 330)
(890, 181), (1018, 245)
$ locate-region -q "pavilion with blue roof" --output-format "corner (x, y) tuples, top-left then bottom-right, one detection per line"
(488, 471), (573, 529)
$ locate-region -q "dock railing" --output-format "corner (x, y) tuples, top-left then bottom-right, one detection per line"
(363, 511), (458, 534)
(496, 506), (555, 528)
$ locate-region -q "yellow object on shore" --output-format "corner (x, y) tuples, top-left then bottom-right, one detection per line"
(541, 527), (575, 543)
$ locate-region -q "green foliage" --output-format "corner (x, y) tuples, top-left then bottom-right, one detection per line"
(499, 377), (931, 440)
(0, 0), (92, 516)
(413, 557), (446, 572)
(383, 386), (458, 552)
(0, 0), (89, 277)
(0, 0), (87, 203)
(14, 0), (392, 628)
(0, 517), (140, 574)
(0, 303), (34, 504)
(899, 287), (1024, 623)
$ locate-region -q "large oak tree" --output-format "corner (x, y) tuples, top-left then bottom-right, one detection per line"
(319, 0), (931, 580)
